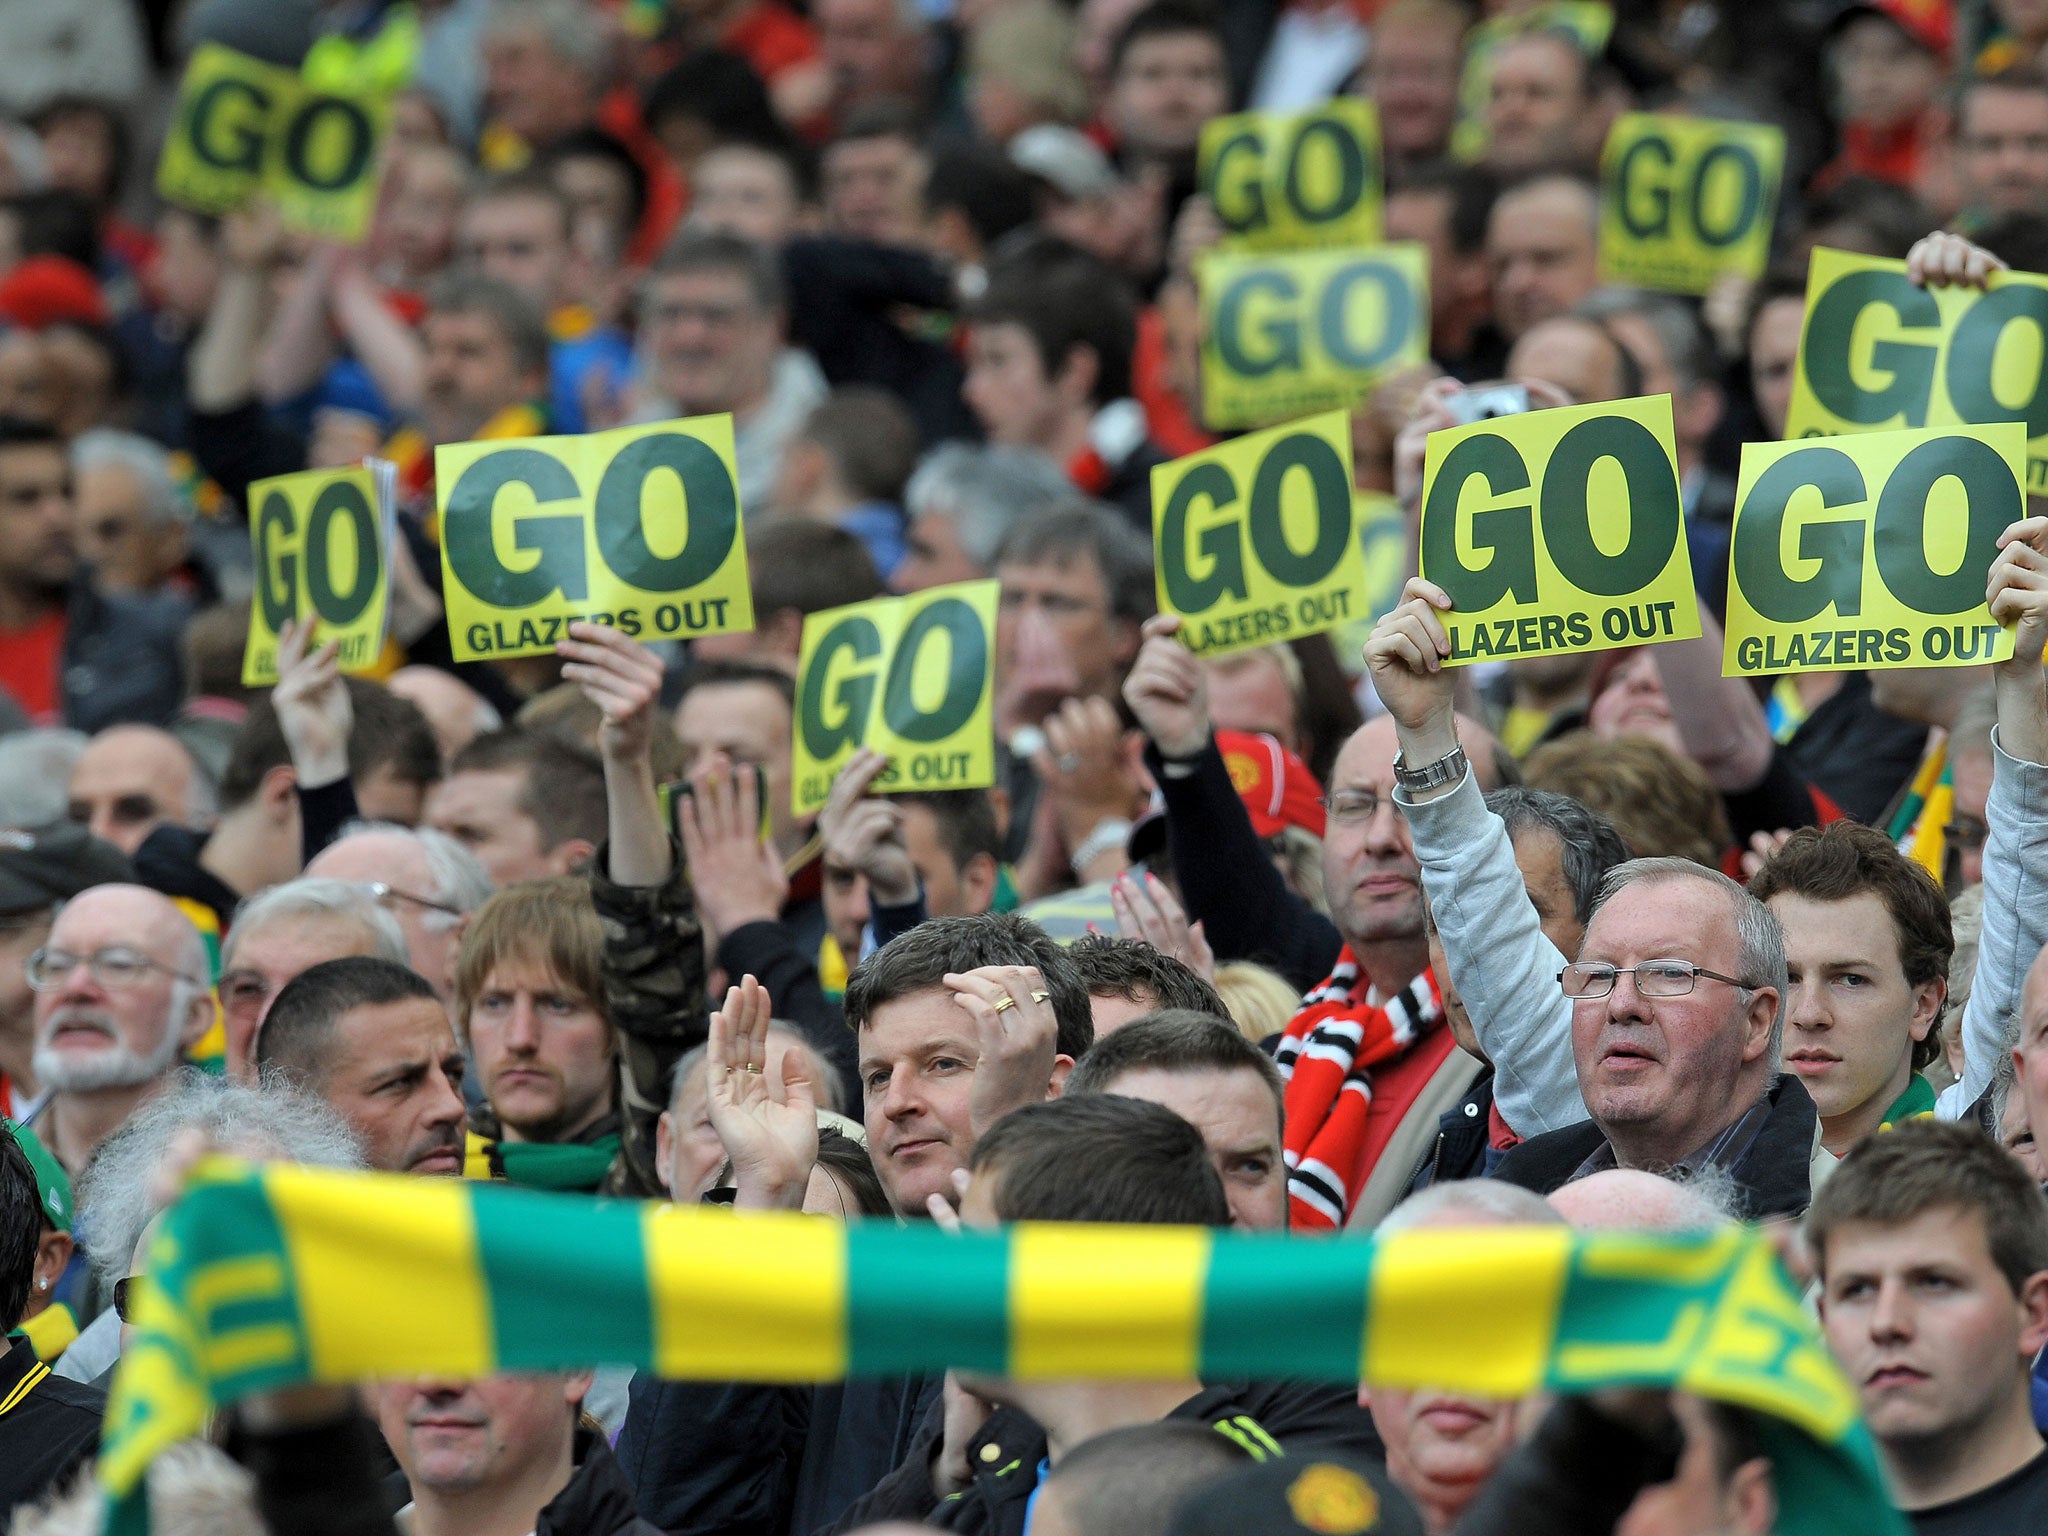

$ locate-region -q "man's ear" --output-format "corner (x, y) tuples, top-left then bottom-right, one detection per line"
(564, 1370), (596, 1411)
(1741, 986), (1779, 1064)
(962, 851), (998, 915)
(181, 986), (216, 1051)
(655, 1110), (676, 1197)
(1047, 1053), (1074, 1098)
(1908, 976), (1946, 1042)
(547, 838), (597, 876)
(1055, 343), (1100, 409)
(2017, 1269), (2048, 1358)
(1729, 1455), (1778, 1536)
(260, 763), (299, 824)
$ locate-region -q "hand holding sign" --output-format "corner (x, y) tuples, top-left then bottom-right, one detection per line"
(1989, 516), (2048, 766)
(1418, 393), (1700, 665)
(1722, 423), (2025, 675)
(1364, 576), (1457, 729)
(1152, 410), (1372, 656)
(243, 461), (395, 686)
(270, 618), (352, 791)
(1788, 244), (2048, 495)
(819, 749), (918, 909)
(556, 620), (664, 766)
(1122, 614), (1212, 759)
(791, 582), (999, 814)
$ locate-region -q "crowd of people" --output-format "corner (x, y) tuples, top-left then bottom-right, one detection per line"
(1, 0), (2048, 1533)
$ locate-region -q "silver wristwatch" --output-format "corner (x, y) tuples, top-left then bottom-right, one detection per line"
(1393, 745), (1468, 796)
(1070, 817), (1134, 876)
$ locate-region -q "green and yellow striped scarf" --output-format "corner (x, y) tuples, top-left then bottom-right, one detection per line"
(100, 1159), (1904, 1536)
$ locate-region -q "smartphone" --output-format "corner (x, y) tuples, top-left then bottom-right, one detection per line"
(661, 763), (773, 843)
(1446, 382), (1531, 425)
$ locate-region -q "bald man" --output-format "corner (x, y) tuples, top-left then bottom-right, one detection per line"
(1546, 1168), (1729, 1230)
(1486, 173), (1600, 343)
(24, 884), (213, 1176)
(65, 725), (210, 856)
(305, 825), (492, 1006)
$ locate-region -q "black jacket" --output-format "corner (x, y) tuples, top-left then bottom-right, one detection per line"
(540, 1432), (667, 1536)
(1491, 1075), (1823, 1219)
(829, 1379), (1383, 1536)
(131, 780), (362, 934)
(617, 1370), (940, 1536)
(0, 1340), (103, 1525)
(1409, 1068), (1497, 1195)
(61, 577), (188, 734)
(1150, 735), (1343, 993)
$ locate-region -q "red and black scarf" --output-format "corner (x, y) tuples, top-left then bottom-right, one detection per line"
(1274, 952), (1443, 1230)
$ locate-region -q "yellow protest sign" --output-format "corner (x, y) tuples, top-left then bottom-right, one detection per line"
(1721, 423), (2022, 676)
(1598, 113), (1784, 295)
(1152, 410), (1370, 657)
(436, 416), (754, 663)
(1200, 100), (1383, 252)
(791, 581), (999, 814)
(243, 461), (395, 686)
(1787, 246), (2048, 497)
(1196, 244), (1429, 430)
(157, 43), (389, 242)
(1418, 393), (1700, 666)
(1330, 491), (1411, 669)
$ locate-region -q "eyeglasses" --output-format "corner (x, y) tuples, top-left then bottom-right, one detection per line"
(1316, 790), (1386, 825)
(357, 882), (463, 919)
(218, 970), (274, 1014)
(1943, 817), (1988, 853)
(1559, 960), (1753, 1000)
(26, 947), (206, 992)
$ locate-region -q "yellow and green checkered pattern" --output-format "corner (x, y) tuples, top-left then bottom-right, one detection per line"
(100, 1159), (1903, 1536)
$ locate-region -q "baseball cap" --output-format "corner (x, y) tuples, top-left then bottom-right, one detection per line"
(0, 821), (135, 915)
(7, 1119), (72, 1232)
(0, 255), (109, 329)
(1827, 0), (1952, 59)
(1009, 125), (1120, 201)
(1170, 1454), (1423, 1536)
(1128, 730), (1326, 866)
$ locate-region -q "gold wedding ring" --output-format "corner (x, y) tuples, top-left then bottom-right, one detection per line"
(991, 995), (1017, 1013)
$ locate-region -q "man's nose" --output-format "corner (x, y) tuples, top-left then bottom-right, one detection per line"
(1869, 1278), (1913, 1342)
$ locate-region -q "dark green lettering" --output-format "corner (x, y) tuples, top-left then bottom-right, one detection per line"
(303, 479), (378, 624)
(1873, 435), (2018, 615)
(1802, 269), (1940, 426)
(1246, 433), (1352, 587)
(1159, 461), (1247, 612)
(1690, 142), (1762, 248)
(281, 96), (374, 192)
(1283, 116), (1368, 225)
(1420, 434), (1537, 610)
(593, 432), (739, 592)
(1318, 260), (1412, 372)
(1945, 284), (2048, 436)
(255, 490), (296, 634)
(444, 448), (585, 606)
(1206, 128), (1266, 234)
(187, 78), (269, 173)
(1730, 446), (1868, 623)
(881, 598), (987, 743)
(1538, 416), (1682, 597)
(799, 616), (883, 760)
(1614, 132), (1674, 239)
(1214, 269), (1300, 377)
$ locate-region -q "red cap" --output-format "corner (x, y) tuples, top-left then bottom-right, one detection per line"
(1215, 730), (1326, 839)
(1832, 0), (1952, 60)
(1125, 730), (1326, 868)
(0, 256), (108, 330)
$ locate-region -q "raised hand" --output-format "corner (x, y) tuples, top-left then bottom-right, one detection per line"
(706, 974), (818, 1210)
(1122, 615), (1211, 759)
(1110, 870), (1215, 981)
(1907, 231), (2006, 291)
(1036, 695), (1148, 861)
(557, 621), (664, 764)
(678, 751), (788, 955)
(819, 749), (917, 907)
(1365, 577), (1458, 732)
(950, 964), (1063, 1137)
(271, 617), (352, 788)
(1991, 516), (2048, 670)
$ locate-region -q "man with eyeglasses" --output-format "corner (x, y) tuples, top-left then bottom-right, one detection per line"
(0, 823), (132, 1123)
(1125, 610), (1510, 1229)
(305, 824), (494, 1008)
(214, 879), (409, 1081)
(20, 883), (212, 1180)
(1365, 576), (1819, 1216)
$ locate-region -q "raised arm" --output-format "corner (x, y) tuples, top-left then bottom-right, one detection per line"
(1646, 609), (1775, 791)
(1940, 515), (2048, 1116)
(1367, 578), (1586, 1134)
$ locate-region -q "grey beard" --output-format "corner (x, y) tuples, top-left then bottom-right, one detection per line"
(34, 1019), (181, 1093)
